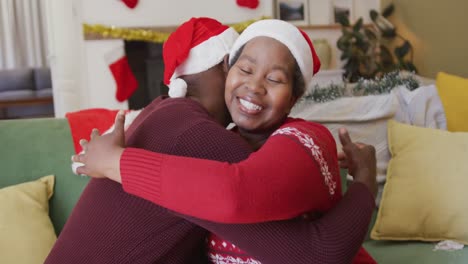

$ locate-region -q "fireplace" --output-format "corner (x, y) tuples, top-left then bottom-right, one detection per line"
(124, 40), (168, 110)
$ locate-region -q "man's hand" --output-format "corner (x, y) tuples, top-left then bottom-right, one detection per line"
(72, 110), (126, 183)
(338, 128), (378, 198)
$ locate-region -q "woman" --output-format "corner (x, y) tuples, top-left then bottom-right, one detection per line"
(77, 19), (377, 263)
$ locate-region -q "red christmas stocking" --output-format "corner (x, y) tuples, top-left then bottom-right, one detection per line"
(121, 0), (139, 9)
(105, 43), (138, 102)
(236, 0), (259, 9)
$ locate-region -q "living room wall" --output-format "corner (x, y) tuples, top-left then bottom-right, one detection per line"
(82, 0), (274, 26)
(391, 0), (468, 78)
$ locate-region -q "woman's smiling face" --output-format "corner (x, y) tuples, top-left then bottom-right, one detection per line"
(225, 36), (298, 134)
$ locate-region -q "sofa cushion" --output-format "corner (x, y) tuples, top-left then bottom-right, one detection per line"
(0, 68), (34, 92)
(436, 72), (468, 132)
(0, 89), (36, 100)
(0, 175), (57, 264)
(34, 68), (52, 90)
(36, 88), (53, 98)
(371, 120), (468, 244)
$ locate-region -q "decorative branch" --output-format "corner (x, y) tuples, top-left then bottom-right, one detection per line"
(300, 71), (420, 103)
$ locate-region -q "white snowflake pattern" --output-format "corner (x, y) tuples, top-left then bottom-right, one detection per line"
(272, 127), (337, 195)
(209, 254), (262, 264)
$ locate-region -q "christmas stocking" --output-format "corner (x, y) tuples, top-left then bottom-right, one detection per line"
(121, 0), (139, 9)
(236, 0), (259, 9)
(104, 41), (138, 102)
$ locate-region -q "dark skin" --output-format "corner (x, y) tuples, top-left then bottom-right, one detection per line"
(184, 62), (232, 127)
(74, 37), (377, 198)
(225, 37), (298, 150)
(338, 128), (377, 196)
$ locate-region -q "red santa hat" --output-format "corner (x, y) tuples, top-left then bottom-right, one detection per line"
(229, 19), (321, 94)
(163, 17), (239, 98)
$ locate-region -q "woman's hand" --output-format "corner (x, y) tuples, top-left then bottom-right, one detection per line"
(337, 128), (378, 198)
(72, 111), (126, 183)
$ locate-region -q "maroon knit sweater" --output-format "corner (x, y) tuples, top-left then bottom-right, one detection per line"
(46, 96), (374, 264)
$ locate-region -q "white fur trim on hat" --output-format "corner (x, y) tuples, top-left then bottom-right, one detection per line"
(169, 27), (239, 87)
(168, 78), (188, 98)
(229, 19), (315, 88)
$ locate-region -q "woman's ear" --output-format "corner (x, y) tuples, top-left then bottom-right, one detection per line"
(223, 54), (230, 74)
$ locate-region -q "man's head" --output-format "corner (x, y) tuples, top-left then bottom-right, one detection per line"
(163, 17), (238, 126)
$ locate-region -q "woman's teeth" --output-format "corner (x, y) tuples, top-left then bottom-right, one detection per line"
(240, 98), (263, 111)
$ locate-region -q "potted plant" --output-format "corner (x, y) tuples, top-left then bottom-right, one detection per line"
(336, 4), (417, 82)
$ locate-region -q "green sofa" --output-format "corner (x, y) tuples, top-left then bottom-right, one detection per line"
(1, 117), (467, 263)
(0, 118), (89, 235)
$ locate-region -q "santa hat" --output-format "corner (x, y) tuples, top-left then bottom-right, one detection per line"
(163, 17), (239, 98)
(229, 19), (321, 94)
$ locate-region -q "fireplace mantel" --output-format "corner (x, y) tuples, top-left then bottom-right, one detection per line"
(83, 24), (354, 41)
(84, 26), (176, 41)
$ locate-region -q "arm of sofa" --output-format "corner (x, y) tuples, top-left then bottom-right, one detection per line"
(0, 118), (89, 234)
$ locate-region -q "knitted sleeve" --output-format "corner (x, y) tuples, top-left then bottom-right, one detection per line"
(121, 121), (343, 223)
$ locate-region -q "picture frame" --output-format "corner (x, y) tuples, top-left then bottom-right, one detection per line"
(332, 0), (354, 24)
(276, 0), (309, 26)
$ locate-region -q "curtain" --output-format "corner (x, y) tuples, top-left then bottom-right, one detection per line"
(0, 0), (49, 69)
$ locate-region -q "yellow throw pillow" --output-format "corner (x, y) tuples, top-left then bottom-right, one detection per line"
(0, 175), (57, 264)
(436, 72), (468, 131)
(371, 121), (468, 244)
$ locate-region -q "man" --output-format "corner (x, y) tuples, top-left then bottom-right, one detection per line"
(47, 17), (376, 263)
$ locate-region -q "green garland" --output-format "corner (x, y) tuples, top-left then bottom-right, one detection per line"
(353, 71), (420, 96)
(302, 71), (420, 103)
(304, 84), (345, 103)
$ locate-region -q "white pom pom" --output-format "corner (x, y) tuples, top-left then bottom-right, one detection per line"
(168, 78), (188, 98)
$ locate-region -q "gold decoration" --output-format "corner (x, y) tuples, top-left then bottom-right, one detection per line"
(83, 24), (171, 43)
(83, 16), (270, 43)
(230, 16), (270, 33)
